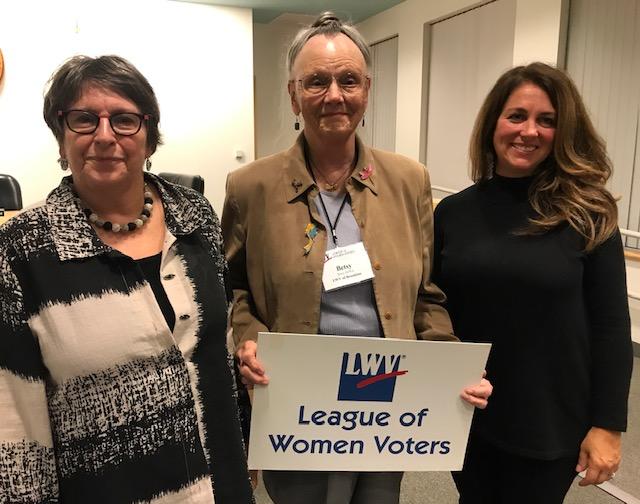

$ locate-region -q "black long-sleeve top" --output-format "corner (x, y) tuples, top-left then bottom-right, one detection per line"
(433, 174), (633, 459)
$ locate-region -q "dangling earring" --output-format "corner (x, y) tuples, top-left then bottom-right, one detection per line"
(58, 158), (69, 171)
(487, 153), (495, 175)
(361, 115), (365, 127)
(145, 158), (152, 171)
(294, 115), (300, 131)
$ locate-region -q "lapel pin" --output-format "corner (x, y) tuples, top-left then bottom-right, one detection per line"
(292, 179), (303, 192)
(303, 223), (319, 255)
(359, 163), (374, 180)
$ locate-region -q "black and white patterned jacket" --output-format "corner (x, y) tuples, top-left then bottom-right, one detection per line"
(0, 174), (254, 504)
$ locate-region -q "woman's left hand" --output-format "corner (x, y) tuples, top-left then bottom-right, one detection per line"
(460, 372), (492, 409)
(576, 427), (621, 486)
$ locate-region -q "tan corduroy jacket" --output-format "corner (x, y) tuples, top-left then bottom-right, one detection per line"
(221, 134), (455, 346)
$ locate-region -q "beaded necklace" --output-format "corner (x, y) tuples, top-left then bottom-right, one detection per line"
(76, 184), (154, 233)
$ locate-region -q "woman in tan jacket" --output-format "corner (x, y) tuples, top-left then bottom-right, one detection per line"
(222, 12), (492, 504)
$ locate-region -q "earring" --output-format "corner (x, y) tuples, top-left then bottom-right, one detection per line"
(487, 153), (495, 174)
(145, 158), (152, 171)
(294, 115), (300, 131)
(58, 158), (69, 171)
(361, 115), (365, 127)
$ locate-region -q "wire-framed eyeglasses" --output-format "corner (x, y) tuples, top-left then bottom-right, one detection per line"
(296, 71), (370, 97)
(58, 109), (150, 136)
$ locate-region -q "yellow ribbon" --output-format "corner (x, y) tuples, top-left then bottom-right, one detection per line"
(303, 223), (319, 255)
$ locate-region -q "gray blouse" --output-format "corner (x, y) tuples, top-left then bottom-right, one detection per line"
(313, 190), (383, 338)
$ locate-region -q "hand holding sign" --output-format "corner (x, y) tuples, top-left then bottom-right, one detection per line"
(236, 340), (269, 386)
(460, 371), (492, 409)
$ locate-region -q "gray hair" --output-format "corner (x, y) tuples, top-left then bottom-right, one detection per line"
(43, 55), (162, 154)
(286, 11), (372, 75)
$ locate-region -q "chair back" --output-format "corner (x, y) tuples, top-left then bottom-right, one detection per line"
(0, 174), (23, 210)
(158, 172), (205, 195)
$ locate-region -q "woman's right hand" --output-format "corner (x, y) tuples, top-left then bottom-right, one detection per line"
(236, 340), (269, 386)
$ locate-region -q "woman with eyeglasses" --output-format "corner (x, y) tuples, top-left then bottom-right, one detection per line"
(0, 55), (254, 503)
(221, 12), (492, 504)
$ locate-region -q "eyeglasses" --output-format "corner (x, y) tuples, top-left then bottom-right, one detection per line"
(296, 71), (369, 96)
(58, 109), (150, 136)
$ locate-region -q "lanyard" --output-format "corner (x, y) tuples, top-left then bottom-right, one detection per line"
(318, 192), (349, 246)
(303, 138), (354, 246)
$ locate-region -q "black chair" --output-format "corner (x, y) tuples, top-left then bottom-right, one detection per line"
(158, 172), (205, 195)
(0, 174), (23, 210)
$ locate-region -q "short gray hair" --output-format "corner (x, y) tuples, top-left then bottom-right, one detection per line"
(43, 55), (162, 154)
(287, 11), (371, 75)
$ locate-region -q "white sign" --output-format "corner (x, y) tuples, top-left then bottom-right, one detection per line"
(248, 333), (490, 471)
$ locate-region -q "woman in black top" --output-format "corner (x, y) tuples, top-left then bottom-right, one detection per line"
(433, 62), (633, 503)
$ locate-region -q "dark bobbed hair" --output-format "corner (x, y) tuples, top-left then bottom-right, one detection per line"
(43, 55), (162, 154)
(286, 11), (371, 74)
(469, 62), (617, 250)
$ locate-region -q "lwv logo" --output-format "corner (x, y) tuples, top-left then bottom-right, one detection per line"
(337, 352), (408, 402)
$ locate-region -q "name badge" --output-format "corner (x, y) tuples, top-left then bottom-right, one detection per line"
(322, 241), (375, 292)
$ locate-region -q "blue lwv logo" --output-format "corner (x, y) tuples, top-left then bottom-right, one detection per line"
(337, 352), (407, 402)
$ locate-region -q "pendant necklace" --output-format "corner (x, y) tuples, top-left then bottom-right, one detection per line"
(309, 158), (354, 192)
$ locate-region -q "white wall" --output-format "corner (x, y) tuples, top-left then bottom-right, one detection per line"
(513, 0), (569, 66)
(358, 0), (476, 161)
(625, 261), (640, 346)
(0, 0), (254, 215)
(253, 18), (305, 159)
(425, 0), (517, 196)
(357, 0), (566, 161)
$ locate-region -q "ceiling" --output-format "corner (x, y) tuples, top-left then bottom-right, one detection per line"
(173, 0), (405, 24)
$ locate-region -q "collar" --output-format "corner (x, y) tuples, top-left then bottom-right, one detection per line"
(283, 133), (378, 203)
(49, 173), (208, 261)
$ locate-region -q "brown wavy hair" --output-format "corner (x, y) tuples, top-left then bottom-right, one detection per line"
(469, 62), (618, 251)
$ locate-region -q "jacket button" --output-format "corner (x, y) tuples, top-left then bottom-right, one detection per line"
(163, 273), (176, 280)
(384, 312), (392, 320)
(373, 261), (382, 270)
(179, 314), (191, 321)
